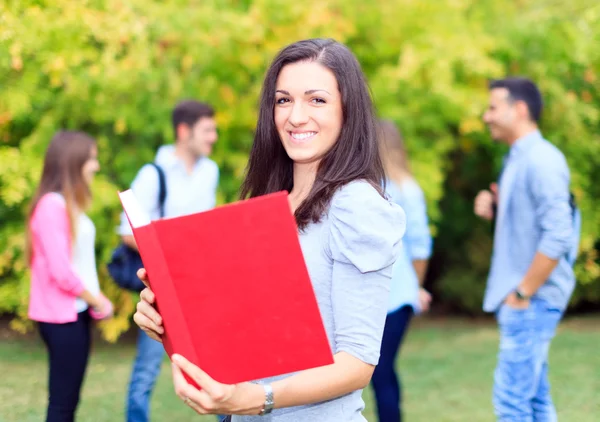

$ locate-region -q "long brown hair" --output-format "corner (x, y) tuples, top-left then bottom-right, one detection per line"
(240, 39), (385, 230)
(25, 130), (96, 263)
(378, 120), (412, 186)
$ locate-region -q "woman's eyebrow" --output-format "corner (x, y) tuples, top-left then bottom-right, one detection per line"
(275, 89), (331, 95)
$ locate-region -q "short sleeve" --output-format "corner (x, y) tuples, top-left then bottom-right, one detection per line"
(329, 181), (406, 273)
(398, 180), (432, 261)
(328, 181), (406, 364)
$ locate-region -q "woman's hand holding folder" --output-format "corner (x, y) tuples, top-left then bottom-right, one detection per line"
(133, 268), (268, 416)
(133, 268), (164, 342)
(171, 354), (265, 416)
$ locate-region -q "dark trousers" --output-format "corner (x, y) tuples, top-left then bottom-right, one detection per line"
(38, 311), (91, 422)
(371, 305), (414, 422)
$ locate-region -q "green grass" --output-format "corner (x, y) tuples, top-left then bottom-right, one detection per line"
(1, 316), (598, 422)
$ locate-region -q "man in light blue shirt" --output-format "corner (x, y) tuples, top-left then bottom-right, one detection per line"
(119, 100), (220, 422)
(475, 78), (579, 422)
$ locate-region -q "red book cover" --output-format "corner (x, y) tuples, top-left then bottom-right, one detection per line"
(119, 190), (334, 386)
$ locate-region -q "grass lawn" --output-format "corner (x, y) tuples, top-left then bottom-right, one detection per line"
(1, 316), (598, 422)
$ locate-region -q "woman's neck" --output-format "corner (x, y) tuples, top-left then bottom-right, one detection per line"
(289, 162), (318, 213)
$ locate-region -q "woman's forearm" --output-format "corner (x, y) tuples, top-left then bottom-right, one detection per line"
(412, 259), (429, 286)
(271, 352), (374, 409)
(79, 290), (100, 309)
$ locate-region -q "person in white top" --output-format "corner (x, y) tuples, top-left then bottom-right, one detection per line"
(73, 212), (102, 312)
(119, 100), (221, 422)
(26, 130), (113, 422)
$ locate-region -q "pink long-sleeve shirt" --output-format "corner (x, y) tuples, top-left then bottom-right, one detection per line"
(28, 193), (86, 323)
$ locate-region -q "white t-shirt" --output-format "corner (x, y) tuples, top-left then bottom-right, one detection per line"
(73, 212), (101, 312)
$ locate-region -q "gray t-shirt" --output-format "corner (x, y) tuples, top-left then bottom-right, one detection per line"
(233, 181), (406, 422)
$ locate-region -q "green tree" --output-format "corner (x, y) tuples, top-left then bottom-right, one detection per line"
(1, 0), (598, 339)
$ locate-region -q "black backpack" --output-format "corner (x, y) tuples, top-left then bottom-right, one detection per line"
(107, 163), (167, 292)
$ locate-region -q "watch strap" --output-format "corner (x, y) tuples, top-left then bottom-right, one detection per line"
(258, 384), (274, 416)
(515, 288), (531, 300)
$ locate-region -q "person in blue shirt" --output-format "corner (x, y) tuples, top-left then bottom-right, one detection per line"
(475, 78), (580, 421)
(371, 120), (433, 422)
(119, 100), (222, 422)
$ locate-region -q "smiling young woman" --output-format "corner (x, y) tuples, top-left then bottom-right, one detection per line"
(133, 38), (407, 422)
(274, 61), (343, 164)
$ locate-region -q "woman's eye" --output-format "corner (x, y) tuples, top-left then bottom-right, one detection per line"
(276, 97), (290, 104)
(312, 97), (326, 104)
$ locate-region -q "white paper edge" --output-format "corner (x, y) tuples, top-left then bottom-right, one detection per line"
(119, 189), (151, 229)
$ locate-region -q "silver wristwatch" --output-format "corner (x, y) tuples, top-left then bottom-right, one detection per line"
(515, 287), (531, 301)
(258, 384), (274, 416)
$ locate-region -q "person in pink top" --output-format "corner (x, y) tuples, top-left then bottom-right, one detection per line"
(26, 130), (113, 422)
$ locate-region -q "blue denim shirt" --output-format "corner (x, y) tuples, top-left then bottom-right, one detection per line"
(386, 179), (432, 314)
(484, 130), (577, 312)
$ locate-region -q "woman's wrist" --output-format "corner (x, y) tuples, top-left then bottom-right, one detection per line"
(91, 296), (103, 310)
(93, 293), (108, 312)
(240, 383), (269, 415)
(257, 384), (274, 415)
(79, 290), (101, 309)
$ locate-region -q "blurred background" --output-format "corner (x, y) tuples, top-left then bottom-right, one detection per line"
(1, 1), (599, 421)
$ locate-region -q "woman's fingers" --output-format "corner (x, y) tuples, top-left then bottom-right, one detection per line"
(133, 308), (164, 340)
(136, 298), (162, 326)
(423, 289), (432, 302)
(137, 268), (150, 288)
(172, 362), (216, 414)
(133, 279), (163, 341)
(419, 288), (432, 312)
(142, 327), (163, 343)
(140, 287), (156, 305)
(172, 354), (230, 403)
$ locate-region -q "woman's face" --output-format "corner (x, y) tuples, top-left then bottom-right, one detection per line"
(274, 61), (343, 167)
(81, 145), (100, 185)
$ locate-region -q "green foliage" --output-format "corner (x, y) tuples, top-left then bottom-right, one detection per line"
(1, 0), (599, 338)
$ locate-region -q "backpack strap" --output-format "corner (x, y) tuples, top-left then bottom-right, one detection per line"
(149, 163), (167, 218)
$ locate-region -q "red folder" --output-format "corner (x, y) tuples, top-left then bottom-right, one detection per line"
(119, 190), (334, 386)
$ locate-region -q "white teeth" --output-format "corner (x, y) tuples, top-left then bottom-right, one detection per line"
(291, 132), (316, 140)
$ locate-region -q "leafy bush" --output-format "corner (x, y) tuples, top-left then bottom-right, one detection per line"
(1, 0), (598, 339)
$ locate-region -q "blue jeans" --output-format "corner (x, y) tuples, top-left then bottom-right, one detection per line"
(126, 329), (165, 422)
(493, 298), (562, 422)
(127, 328), (226, 422)
(371, 305), (414, 422)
